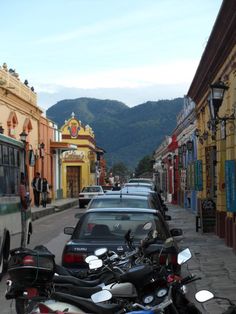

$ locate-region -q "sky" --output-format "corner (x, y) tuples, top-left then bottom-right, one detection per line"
(1, 0), (223, 111)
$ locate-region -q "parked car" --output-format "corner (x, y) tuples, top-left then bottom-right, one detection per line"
(62, 208), (182, 272)
(86, 194), (163, 213)
(106, 187), (168, 217)
(78, 185), (104, 208)
(128, 178), (154, 185)
(124, 182), (154, 190)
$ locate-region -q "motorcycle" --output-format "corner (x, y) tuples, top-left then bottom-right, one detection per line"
(6, 225), (199, 313)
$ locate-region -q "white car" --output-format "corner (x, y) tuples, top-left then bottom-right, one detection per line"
(78, 185), (104, 208)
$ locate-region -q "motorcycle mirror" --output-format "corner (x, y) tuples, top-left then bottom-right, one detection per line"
(164, 237), (174, 248)
(94, 248), (108, 257)
(177, 248), (192, 265)
(85, 255), (98, 263)
(91, 290), (112, 303)
(195, 290), (214, 303)
(143, 222), (152, 230)
(89, 259), (103, 270)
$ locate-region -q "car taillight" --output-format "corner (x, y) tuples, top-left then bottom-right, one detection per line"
(63, 253), (86, 264)
(23, 255), (36, 266)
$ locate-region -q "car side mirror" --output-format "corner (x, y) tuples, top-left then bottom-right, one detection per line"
(64, 227), (74, 235)
(170, 228), (183, 237)
(164, 214), (171, 221)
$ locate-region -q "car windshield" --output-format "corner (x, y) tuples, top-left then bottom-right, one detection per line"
(82, 186), (102, 193)
(89, 198), (151, 209)
(73, 212), (168, 241)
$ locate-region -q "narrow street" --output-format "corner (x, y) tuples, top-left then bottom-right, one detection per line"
(0, 206), (79, 314)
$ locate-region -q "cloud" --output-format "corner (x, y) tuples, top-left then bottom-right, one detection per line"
(36, 59), (198, 91)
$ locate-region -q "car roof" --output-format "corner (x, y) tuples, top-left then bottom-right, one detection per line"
(83, 185), (103, 188)
(85, 207), (158, 214)
(91, 194), (148, 200)
(125, 182), (153, 187)
(106, 190), (155, 196)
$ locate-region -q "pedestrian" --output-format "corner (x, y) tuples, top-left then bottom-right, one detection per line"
(41, 177), (50, 208)
(31, 172), (42, 207)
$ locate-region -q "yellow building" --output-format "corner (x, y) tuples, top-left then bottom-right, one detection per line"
(187, 0), (236, 250)
(0, 63), (42, 201)
(61, 113), (97, 197)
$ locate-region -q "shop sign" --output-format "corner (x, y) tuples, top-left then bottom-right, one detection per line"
(200, 198), (216, 233)
(225, 160), (236, 212)
(180, 169), (187, 191)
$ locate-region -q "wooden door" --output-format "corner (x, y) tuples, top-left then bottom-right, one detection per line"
(66, 166), (80, 197)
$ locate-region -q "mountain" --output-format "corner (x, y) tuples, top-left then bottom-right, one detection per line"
(46, 97), (183, 169)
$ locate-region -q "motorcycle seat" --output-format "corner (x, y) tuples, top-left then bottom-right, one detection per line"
(53, 275), (101, 287)
(51, 291), (123, 314)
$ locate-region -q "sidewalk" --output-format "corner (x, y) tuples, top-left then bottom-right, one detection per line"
(31, 198), (79, 221)
(168, 204), (236, 314)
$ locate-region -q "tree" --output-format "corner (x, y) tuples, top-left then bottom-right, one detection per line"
(135, 155), (153, 177)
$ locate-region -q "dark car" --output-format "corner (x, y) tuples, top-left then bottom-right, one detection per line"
(62, 208), (182, 272)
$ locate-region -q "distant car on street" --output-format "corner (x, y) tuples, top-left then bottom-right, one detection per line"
(86, 193), (161, 212)
(78, 185), (104, 208)
(62, 208), (182, 272)
(124, 182), (154, 190)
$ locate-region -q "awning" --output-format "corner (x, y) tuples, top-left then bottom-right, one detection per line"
(50, 141), (77, 152)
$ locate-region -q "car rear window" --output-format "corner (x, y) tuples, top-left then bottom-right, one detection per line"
(89, 198), (150, 209)
(82, 186), (102, 193)
(73, 212), (168, 242)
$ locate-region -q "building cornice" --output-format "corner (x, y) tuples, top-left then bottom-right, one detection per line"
(187, 0), (236, 104)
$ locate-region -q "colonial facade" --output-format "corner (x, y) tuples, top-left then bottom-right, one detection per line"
(60, 113), (98, 198)
(187, 0), (236, 248)
(153, 0), (236, 252)
(0, 63), (43, 201)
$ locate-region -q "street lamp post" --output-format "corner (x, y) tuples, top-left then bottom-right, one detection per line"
(40, 142), (45, 178)
(19, 130), (28, 185)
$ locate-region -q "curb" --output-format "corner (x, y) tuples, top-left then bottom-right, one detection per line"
(31, 199), (79, 221)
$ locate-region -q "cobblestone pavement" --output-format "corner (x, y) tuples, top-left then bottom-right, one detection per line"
(168, 204), (236, 314)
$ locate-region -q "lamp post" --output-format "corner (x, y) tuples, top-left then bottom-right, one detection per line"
(19, 130), (28, 185)
(40, 142), (45, 178)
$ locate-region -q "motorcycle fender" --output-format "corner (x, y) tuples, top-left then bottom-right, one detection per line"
(104, 282), (138, 297)
(33, 300), (86, 313)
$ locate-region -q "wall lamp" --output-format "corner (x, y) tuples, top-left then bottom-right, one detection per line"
(0, 124), (4, 134)
(208, 80), (234, 124)
(19, 130), (28, 142)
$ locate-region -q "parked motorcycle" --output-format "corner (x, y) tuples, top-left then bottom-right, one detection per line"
(6, 225), (200, 314)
